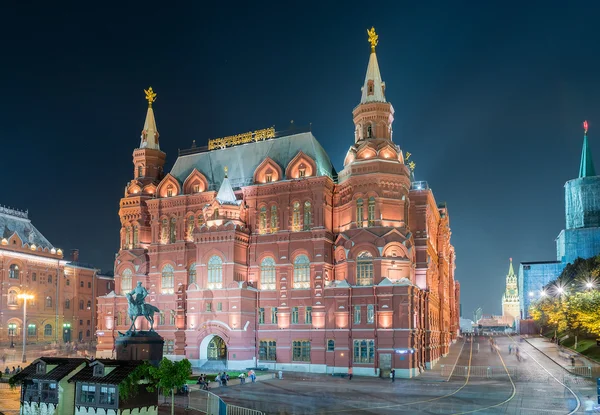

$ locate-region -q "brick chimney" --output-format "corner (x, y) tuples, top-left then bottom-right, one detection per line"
(71, 249), (79, 262)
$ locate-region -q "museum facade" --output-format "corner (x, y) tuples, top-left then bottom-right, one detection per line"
(96, 30), (460, 377)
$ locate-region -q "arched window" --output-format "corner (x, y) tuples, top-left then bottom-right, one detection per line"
(133, 225), (139, 247)
(270, 205), (278, 232)
(207, 256), (223, 289)
(46, 296), (52, 308)
(187, 216), (195, 241)
(161, 264), (175, 294)
(197, 214), (204, 228)
(368, 197), (375, 226)
(169, 218), (177, 243)
(65, 299), (70, 309)
(356, 251), (374, 286)
(167, 185), (173, 197)
(259, 207), (267, 234)
(303, 201), (312, 231)
(188, 263), (197, 284)
(213, 208), (219, 219)
(121, 269), (133, 293)
(260, 257), (276, 290)
(293, 255), (310, 289)
(9, 264), (20, 279)
(161, 219), (168, 243)
(28, 324), (36, 336)
(292, 202), (301, 232)
(137, 165), (143, 177)
(356, 199), (364, 228)
(87, 300), (92, 309)
(8, 290), (17, 305)
(44, 324), (52, 336)
(366, 124), (372, 138)
(86, 330), (90, 337)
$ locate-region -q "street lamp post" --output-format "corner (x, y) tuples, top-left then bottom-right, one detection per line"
(17, 294), (34, 363)
(8, 323), (16, 348)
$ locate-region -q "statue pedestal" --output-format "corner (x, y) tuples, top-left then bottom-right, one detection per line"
(116, 331), (164, 366)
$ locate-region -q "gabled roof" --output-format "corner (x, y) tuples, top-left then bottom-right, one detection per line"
(170, 132), (335, 189)
(68, 359), (143, 385)
(0, 206), (54, 249)
(10, 358), (86, 383)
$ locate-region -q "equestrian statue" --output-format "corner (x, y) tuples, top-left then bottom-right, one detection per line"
(122, 281), (161, 335)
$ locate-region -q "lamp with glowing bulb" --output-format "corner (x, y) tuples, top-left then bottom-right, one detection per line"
(17, 293), (34, 363)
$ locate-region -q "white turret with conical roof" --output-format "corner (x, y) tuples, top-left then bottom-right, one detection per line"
(140, 87), (160, 150)
(216, 167), (241, 205)
(352, 27), (394, 143)
(360, 27), (386, 104)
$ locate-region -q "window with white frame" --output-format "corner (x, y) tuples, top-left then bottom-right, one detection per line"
(259, 207), (267, 234)
(303, 201), (312, 230)
(260, 257), (276, 290)
(161, 264), (175, 294)
(208, 256), (223, 289)
(270, 205), (278, 232)
(356, 199), (364, 227)
(293, 255), (310, 289)
(367, 304), (375, 324)
(353, 339), (375, 363)
(121, 269), (133, 293)
(368, 197), (376, 226)
(354, 305), (361, 324)
(356, 251), (374, 286)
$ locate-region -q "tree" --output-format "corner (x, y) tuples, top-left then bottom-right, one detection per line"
(118, 361), (153, 401)
(150, 358), (192, 415)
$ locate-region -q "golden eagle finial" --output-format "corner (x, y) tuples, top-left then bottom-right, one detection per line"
(224, 166), (229, 178)
(408, 161), (416, 171)
(367, 27), (379, 52)
(144, 87), (157, 107)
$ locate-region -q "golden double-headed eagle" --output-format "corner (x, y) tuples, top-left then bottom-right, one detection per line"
(144, 87), (157, 107)
(367, 27), (378, 51)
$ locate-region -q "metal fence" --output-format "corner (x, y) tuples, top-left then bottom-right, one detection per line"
(187, 386), (264, 415)
(566, 365), (592, 378)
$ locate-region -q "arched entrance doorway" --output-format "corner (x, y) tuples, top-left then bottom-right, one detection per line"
(207, 336), (226, 360)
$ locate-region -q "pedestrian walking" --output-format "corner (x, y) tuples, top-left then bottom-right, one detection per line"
(1, 354), (5, 365)
(249, 369), (256, 383)
(390, 369), (396, 383)
(584, 396), (596, 414)
(348, 367), (353, 380)
(215, 373), (221, 386)
(508, 344), (512, 355)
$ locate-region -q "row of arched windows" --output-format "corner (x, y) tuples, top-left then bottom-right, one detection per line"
(357, 197), (376, 227)
(121, 250), (375, 294)
(7, 291), (53, 307)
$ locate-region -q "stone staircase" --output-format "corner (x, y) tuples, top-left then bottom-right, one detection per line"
(199, 359), (227, 372)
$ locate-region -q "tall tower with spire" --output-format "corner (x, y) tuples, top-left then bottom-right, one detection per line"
(352, 27), (394, 143)
(133, 87), (166, 185)
(502, 258), (520, 324)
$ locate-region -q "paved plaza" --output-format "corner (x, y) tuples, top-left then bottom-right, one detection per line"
(204, 336), (596, 414)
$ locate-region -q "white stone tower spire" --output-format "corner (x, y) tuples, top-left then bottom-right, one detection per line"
(360, 27), (386, 104)
(140, 87), (160, 150)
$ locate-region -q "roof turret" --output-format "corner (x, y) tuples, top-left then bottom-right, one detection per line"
(139, 87), (160, 150)
(360, 27), (386, 104)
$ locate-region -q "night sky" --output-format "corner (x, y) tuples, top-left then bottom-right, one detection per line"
(2, 2), (599, 317)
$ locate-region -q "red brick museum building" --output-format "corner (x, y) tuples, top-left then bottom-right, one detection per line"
(96, 30), (460, 377)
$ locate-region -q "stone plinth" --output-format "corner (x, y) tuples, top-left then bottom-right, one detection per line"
(116, 331), (164, 366)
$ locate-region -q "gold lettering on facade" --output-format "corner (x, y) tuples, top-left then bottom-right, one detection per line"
(208, 127), (276, 150)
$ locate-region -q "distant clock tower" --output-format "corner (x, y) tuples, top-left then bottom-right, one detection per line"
(502, 258), (520, 325)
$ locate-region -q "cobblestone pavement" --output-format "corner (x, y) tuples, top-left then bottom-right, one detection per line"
(0, 384), (20, 415)
(211, 336), (594, 414)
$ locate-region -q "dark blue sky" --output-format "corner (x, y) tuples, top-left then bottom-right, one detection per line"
(1, 2), (599, 316)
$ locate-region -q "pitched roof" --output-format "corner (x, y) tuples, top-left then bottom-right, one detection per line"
(10, 358), (86, 383)
(0, 206), (54, 249)
(170, 131), (335, 190)
(216, 177), (240, 205)
(68, 359), (143, 385)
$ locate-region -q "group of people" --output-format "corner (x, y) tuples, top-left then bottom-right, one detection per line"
(4, 365), (22, 375)
(508, 343), (522, 361)
(197, 370), (257, 389)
